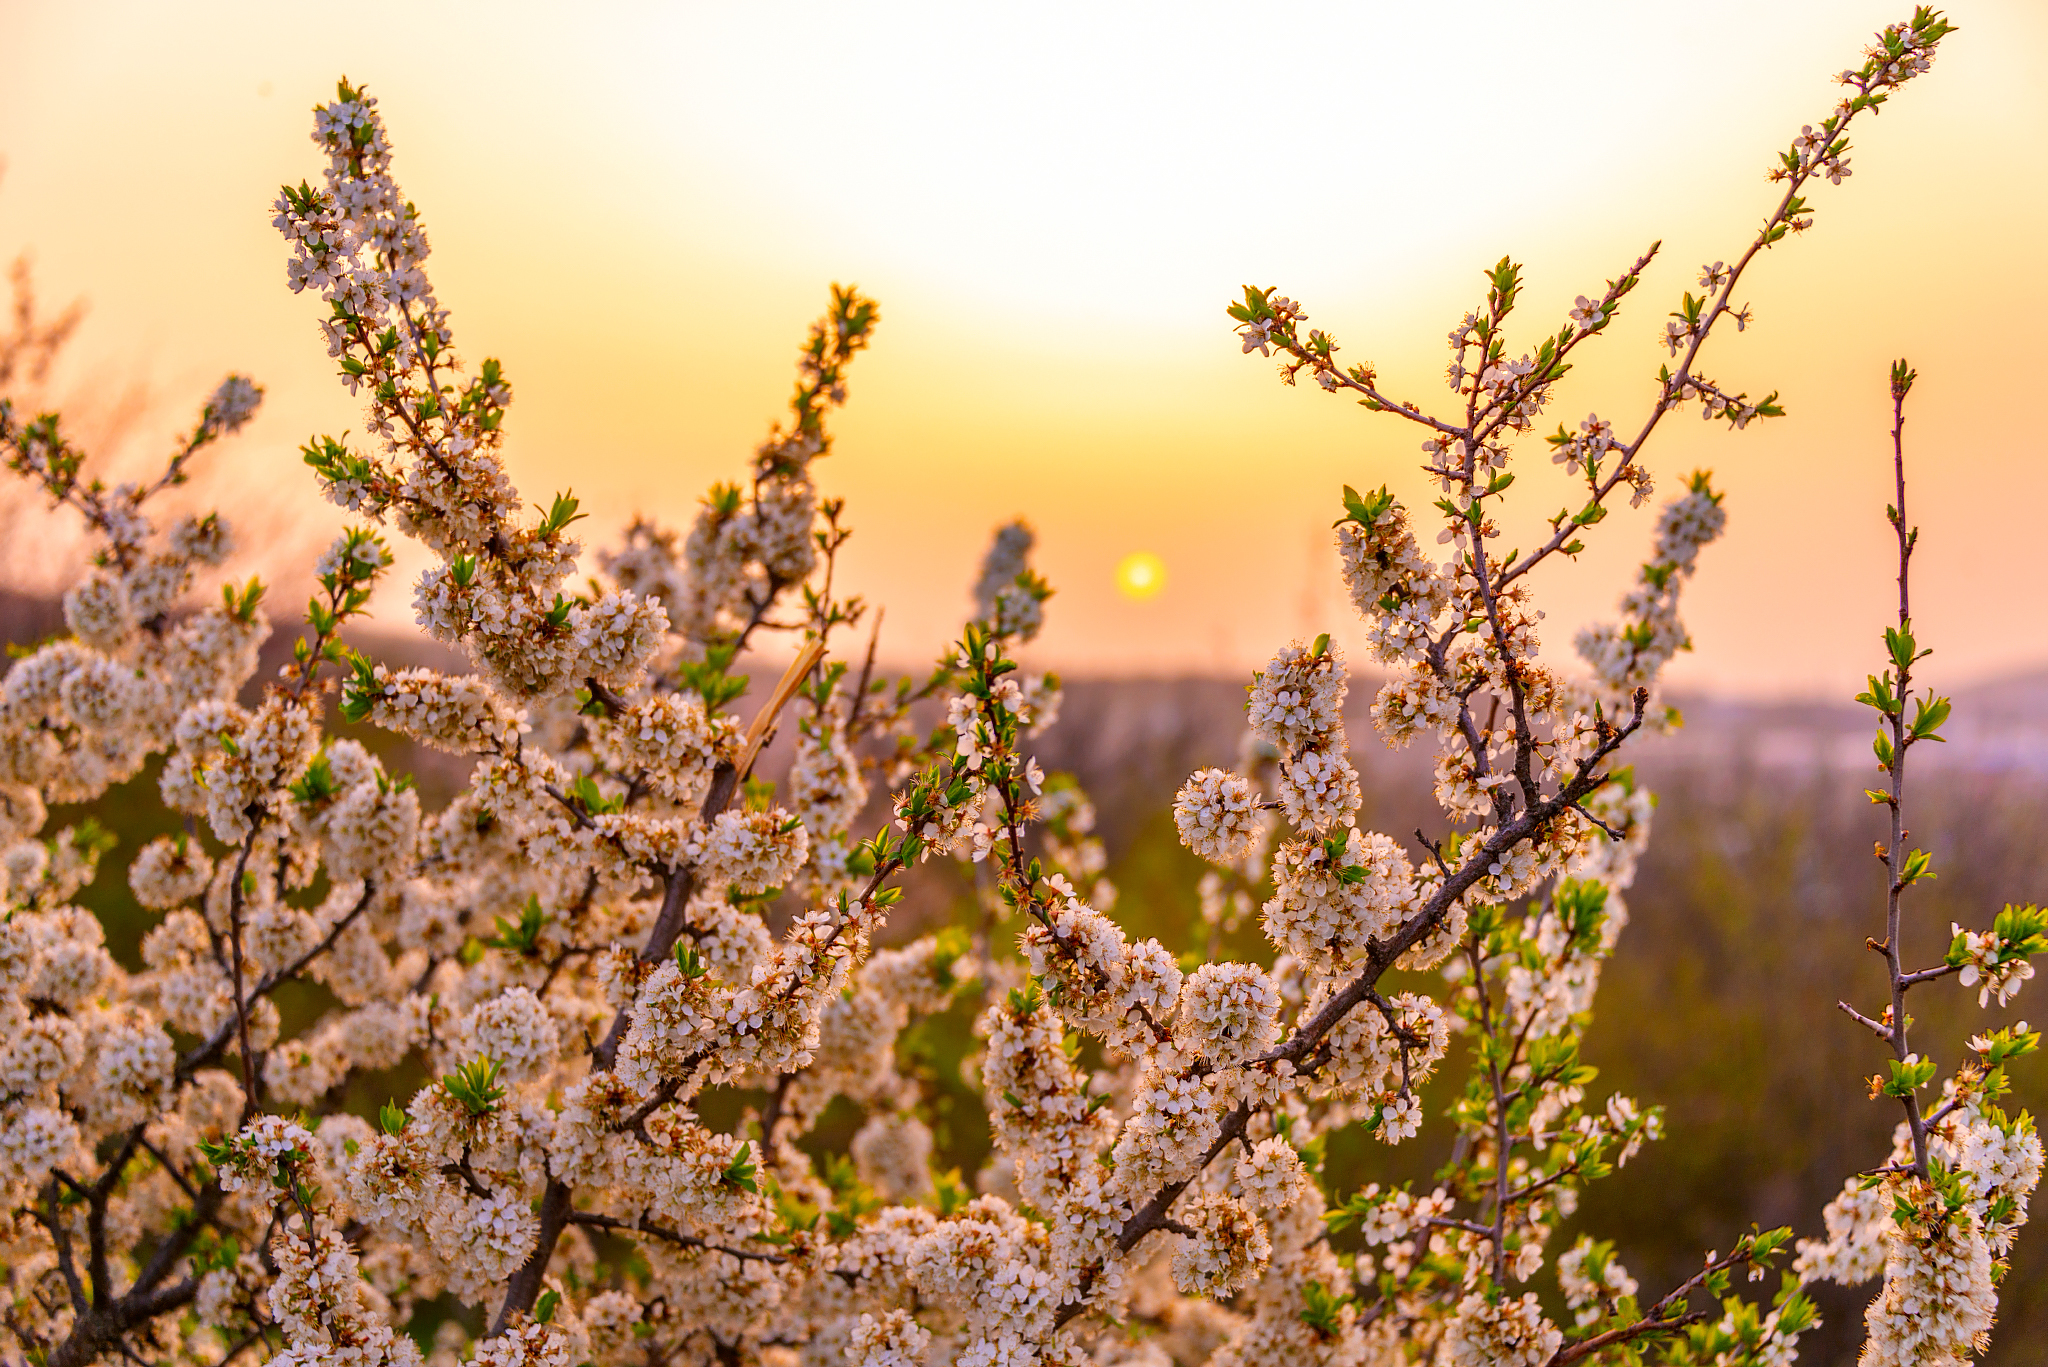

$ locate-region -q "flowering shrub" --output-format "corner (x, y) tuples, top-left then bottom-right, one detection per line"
(0, 8), (2036, 1367)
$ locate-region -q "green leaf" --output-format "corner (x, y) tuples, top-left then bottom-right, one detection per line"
(1898, 848), (1934, 887)
(288, 751), (338, 806)
(487, 897), (549, 956)
(536, 491), (587, 539)
(933, 1167), (970, 1217)
(569, 773), (623, 816)
(1908, 694), (1951, 741)
(443, 1056), (507, 1117)
(1298, 1280), (1353, 1337)
(1884, 622), (1923, 676)
(1880, 1055), (1937, 1099)
(721, 1142), (759, 1193)
(1855, 673), (1900, 715)
(1993, 903), (2048, 957)
(1338, 483), (1396, 529)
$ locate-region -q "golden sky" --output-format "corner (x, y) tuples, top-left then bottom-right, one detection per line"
(2, 0), (2044, 697)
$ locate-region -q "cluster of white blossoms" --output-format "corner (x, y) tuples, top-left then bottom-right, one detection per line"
(1172, 768), (1258, 864)
(972, 521), (1052, 644)
(1949, 915), (2039, 1008)
(2, 11), (2034, 1367)
(0, 74), (1078, 1367)
(1573, 472), (1728, 699)
(275, 85), (671, 706)
(1798, 1093), (2041, 1364)
(0, 424), (261, 818)
(1555, 1237), (1639, 1328)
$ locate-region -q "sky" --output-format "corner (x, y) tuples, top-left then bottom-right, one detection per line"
(1, 0), (2044, 697)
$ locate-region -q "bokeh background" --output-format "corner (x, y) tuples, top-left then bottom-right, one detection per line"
(4, 1), (2047, 1362)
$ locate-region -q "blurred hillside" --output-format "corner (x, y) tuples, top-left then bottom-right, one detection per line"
(9, 584), (2044, 1363)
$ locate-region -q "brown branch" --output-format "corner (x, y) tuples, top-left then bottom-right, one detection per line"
(490, 1181), (574, 1338)
(567, 1212), (787, 1265)
(1875, 361), (1931, 1178)
(1900, 962), (1962, 989)
(222, 834), (261, 1109)
(44, 1277), (200, 1367)
(1549, 1309), (1712, 1366)
(1837, 1000), (1893, 1041)
(845, 607), (884, 738)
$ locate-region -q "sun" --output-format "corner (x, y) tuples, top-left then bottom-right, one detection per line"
(1115, 551), (1166, 601)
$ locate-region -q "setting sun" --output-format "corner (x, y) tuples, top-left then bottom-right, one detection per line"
(1114, 551), (1166, 601)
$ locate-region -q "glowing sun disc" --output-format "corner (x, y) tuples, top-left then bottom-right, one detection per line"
(1115, 552), (1166, 601)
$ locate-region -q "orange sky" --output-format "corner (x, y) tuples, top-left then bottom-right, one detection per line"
(2, 0), (2044, 697)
